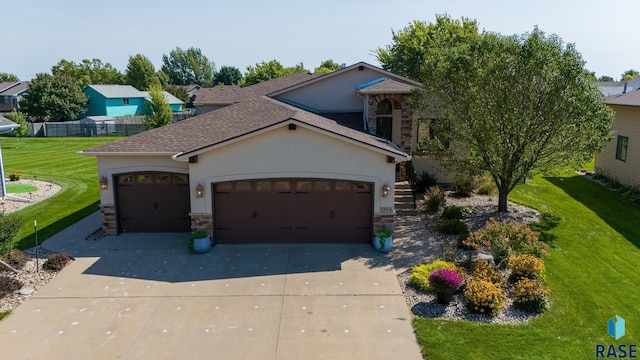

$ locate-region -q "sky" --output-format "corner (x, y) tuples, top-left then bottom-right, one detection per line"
(4, 0), (639, 82)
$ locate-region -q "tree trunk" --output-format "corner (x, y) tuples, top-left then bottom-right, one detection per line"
(498, 187), (509, 213)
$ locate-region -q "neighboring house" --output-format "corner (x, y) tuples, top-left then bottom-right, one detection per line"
(81, 62), (447, 243)
(594, 89), (640, 187)
(597, 78), (640, 97)
(0, 81), (29, 112)
(83, 85), (184, 118)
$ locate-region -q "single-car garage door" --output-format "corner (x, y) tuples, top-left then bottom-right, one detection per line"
(116, 173), (191, 233)
(214, 179), (372, 244)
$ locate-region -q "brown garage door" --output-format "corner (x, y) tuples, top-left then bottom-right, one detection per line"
(115, 173), (191, 233)
(214, 179), (372, 244)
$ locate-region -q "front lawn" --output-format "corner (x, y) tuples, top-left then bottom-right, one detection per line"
(0, 137), (120, 249)
(413, 175), (640, 359)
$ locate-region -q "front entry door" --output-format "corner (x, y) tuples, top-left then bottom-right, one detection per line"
(376, 117), (393, 141)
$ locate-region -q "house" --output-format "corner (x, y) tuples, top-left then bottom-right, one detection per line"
(594, 89), (640, 187)
(81, 62), (447, 243)
(0, 81), (29, 112)
(83, 85), (184, 118)
(597, 78), (640, 97)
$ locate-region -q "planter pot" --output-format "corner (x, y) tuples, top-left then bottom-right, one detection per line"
(436, 291), (454, 305)
(193, 235), (211, 253)
(374, 236), (393, 253)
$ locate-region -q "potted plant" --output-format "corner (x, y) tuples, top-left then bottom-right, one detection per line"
(428, 267), (463, 304)
(373, 228), (393, 253)
(190, 231), (211, 253)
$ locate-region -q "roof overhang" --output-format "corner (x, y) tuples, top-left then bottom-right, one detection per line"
(78, 151), (179, 157)
(172, 118), (410, 163)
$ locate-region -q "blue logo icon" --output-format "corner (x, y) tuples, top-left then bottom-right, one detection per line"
(608, 315), (625, 340)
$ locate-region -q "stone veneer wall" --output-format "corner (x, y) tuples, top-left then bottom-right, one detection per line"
(367, 94), (413, 180)
(191, 213), (213, 237)
(373, 214), (395, 232)
(101, 204), (117, 235)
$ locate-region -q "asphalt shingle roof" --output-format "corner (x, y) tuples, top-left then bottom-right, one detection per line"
(194, 72), (322, 105)
(0, 81), (29, 96)
(87, 84), (146, 99)
(357, 78), (416, 94)
(83, 96), (407, 158)
(605, 89), (640, 107)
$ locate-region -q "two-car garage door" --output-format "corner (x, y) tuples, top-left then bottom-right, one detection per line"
(214, 179), (373, 244)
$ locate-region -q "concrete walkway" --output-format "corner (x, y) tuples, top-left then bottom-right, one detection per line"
(0, 212), (438, 360)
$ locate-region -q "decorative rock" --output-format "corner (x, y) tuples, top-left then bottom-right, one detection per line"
(19, 287), (34, 295)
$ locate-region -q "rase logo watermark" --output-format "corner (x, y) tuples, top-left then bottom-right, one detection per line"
(596, 315), (637, 358)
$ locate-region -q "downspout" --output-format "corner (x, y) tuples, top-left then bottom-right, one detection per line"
(356, 91), (369, 132)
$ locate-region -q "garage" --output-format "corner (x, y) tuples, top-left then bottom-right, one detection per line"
(214, 179), (372, 243)
(115, 172), (191, 233)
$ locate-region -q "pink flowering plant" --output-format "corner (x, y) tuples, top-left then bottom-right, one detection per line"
(428, 268), (463, 294)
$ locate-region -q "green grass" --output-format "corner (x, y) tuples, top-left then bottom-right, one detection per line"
(413, 175), (640, 359)
(0, 137), (120, 249)
(5, 183), (37, 194)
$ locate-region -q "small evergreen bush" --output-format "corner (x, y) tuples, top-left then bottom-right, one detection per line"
(452, 173), (476, 197)
(513, 278), (550, 313)
(415, 171), (438, 194)
(8, 172), (21, 181)
(506, 254), (546, 282)
(42, 253), (73, 272)
(409, 260), (458, 292)
(437, 219), (469, 235)
(442, 206), (463, 220)
(0, 276), (23, 297)
(464, 279), (506, 317)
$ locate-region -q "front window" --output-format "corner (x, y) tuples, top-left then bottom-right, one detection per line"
(616, 135), (628, 161)
(123, 98), (130, 105)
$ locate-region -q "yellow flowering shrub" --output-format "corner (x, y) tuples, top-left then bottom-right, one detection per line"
(506, 254), (546, 282)
(464, 279), (506, 317)
(471, 259), (504, 285)
(513, 278), (550, 313)
(409, 260), (458, 292)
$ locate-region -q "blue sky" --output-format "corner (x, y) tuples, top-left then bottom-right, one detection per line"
(4, 0), (639, 81)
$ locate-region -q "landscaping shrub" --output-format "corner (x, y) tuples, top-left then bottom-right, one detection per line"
(442, 206), (463, 220)
(512, 278), (550, 313)
(452, 173), (476, 197)
(464, 279), (506, 317)
(462, 218), (547, 264)
(471, 259), (504, 285)
(476, 174), (497, 195)
(415, 171), (438, 194)
(421, 185), (445, 214)
(428, 268), (463, 293)
(506, 254), (546, 282)
(437, 218), (469, 235)
(0, 213), (23, 254)
(0, 276), (23, 297)
(42, 253), (72, 272)
(8, 172), (21, 181)
(409, 260), (457, 292)
(0, 249), (28, 270)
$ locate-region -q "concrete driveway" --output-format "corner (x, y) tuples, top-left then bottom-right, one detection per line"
(0, 213), (426, 360)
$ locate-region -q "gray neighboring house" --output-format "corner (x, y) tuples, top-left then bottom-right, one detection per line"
(0, 81), (29, 112)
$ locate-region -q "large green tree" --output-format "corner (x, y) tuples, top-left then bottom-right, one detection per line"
(161, 47), (215, 86)
(314, 59), (343, 74)
(382, 16), (614, 212)
(51, 58), (124, 87)
(242, 60), (308, 86)
(19, 73), (87, 121)
(144, 84), (172, 129)
(215, 65), (243, 85)
(126, 54), (160, 90)
(375, 17), (479, 81)
(0, 73), (19, 82)
(621, 69), (639, 82)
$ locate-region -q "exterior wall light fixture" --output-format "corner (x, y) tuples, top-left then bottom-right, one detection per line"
(195, 184), (204, 198)
(100, 177), (108, 190)
(381, 184), (390, 198)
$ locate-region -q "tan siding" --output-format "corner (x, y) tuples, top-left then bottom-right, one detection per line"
(594, 105), (640, 186)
